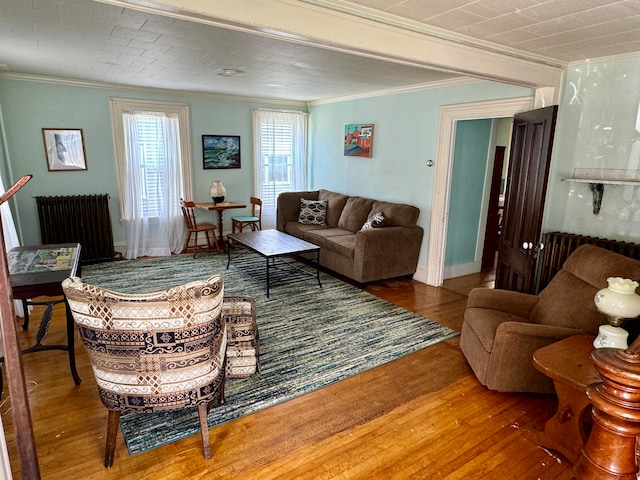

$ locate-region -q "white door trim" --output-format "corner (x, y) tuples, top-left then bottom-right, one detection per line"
(426, 96), (534, 286)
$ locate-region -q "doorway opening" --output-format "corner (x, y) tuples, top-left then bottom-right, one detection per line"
(426, 96), (534, 287)
(443, 117), (512, 281)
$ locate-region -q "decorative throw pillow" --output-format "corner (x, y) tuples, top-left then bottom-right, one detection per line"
(298, 199), (328, 225)
(361, 211), (386, 231)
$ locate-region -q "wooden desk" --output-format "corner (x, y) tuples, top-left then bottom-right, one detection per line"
(8, 243), (82, 386)
(195, 202), (246, 248)
(528, 335), (598, 463)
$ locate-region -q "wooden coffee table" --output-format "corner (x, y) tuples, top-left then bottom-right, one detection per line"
(226, 229), (321, 297)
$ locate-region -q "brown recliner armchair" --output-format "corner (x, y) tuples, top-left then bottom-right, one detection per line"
(460, 244), (640, 394)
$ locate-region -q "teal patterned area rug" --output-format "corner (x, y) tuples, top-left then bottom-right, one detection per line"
(82, 250), (458, 455)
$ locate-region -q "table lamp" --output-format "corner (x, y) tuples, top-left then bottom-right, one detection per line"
(593, 277), (640, 348)
(210, 180), (226, 204)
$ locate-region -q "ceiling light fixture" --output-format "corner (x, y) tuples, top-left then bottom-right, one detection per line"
(218, 68), (245, 77)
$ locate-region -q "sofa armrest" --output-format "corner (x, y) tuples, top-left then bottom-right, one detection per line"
(467, 288), (538, 318)
(276, 190), (319, 231)
(353, 225), (423, 281)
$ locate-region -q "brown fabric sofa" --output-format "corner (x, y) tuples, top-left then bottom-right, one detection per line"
(276, 189), (423, 283)
(460, 244), (640, 394)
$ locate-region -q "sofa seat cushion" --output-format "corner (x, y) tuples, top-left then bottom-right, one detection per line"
(304, 228), (353, 248)
(338, 197), (374, 232)
(324, 234), (356, 259)
(318, 189), (349, 228)
(463, 308), (529, 352)
(284, 221), (328, 239)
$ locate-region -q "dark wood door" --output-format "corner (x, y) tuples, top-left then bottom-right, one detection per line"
(481, 146), (506, 269)
(495, 105), (558, 293)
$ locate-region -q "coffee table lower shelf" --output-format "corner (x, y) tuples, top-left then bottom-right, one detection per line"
(226, 230), (322, 298)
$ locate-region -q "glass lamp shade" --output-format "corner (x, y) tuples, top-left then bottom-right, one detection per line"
(594, 277), (640, 326)
(210, 180), (226, 204)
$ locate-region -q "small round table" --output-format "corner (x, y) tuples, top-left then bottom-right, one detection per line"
(528, 334), (599, 463)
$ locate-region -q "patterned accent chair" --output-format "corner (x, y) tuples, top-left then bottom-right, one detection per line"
(222, 296), (260, 378)
(61, 275), (227, 467)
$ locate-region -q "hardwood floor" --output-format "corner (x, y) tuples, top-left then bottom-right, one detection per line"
(1, 264), (574, 479)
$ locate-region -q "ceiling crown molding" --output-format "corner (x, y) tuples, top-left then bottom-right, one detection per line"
(299, 0), (567, 69)
(0, 72), (308, 107)
(309, 77), (481, 106)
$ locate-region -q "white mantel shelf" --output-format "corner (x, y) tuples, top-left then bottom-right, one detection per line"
(561, 169), (640, 214)
(562, 177), (640, 186)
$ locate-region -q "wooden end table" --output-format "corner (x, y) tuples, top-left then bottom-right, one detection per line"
(526, 334), (599, 463)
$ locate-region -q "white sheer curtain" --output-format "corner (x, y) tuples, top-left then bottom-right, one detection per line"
(0, 187), (24, 317)
(121, 112), (184, 259)
(252, 109), (308, 229)
(0, 102), (25, 317)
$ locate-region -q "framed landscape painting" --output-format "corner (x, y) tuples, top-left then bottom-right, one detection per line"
(202, 135), (241, 169)
(344, 124), (374, 158)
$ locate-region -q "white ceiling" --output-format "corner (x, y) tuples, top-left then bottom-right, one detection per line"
(1, 0), (639, 102)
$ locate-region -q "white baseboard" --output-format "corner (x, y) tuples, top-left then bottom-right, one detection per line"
(413, 263), (428, 284)
(444, 261), (481, 280)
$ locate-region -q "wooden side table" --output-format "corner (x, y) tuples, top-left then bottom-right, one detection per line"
(195, 201), (246, 248)
(527, 335), (599, 463)
(8, 243), (82, 386)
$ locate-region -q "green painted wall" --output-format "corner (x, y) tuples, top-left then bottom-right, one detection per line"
(445, 119), (492, 266)
(0, 78), (306, 246)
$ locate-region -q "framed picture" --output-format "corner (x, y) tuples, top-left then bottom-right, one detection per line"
(202, 135), (241, 169)
(42, 128), (87, 171)
(344, 124), (374, 158)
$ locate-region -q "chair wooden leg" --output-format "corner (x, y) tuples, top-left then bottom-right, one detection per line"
(184, 231), (193, 257)
(192, 232), (199, 258)
(105, 410), (120, 468)
(218, 377), (226, 405)
(211, 230), (221, 254)
(205, 230), (220, 254)
(203, 231), (213, 253)
(197, 404), (211, 460)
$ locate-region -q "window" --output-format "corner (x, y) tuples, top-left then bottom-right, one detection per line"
(110, 98), (193, 259)
(265, 154), (290, 184)
(253, 109), (307, 228)
(127, 113), (175, 219)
